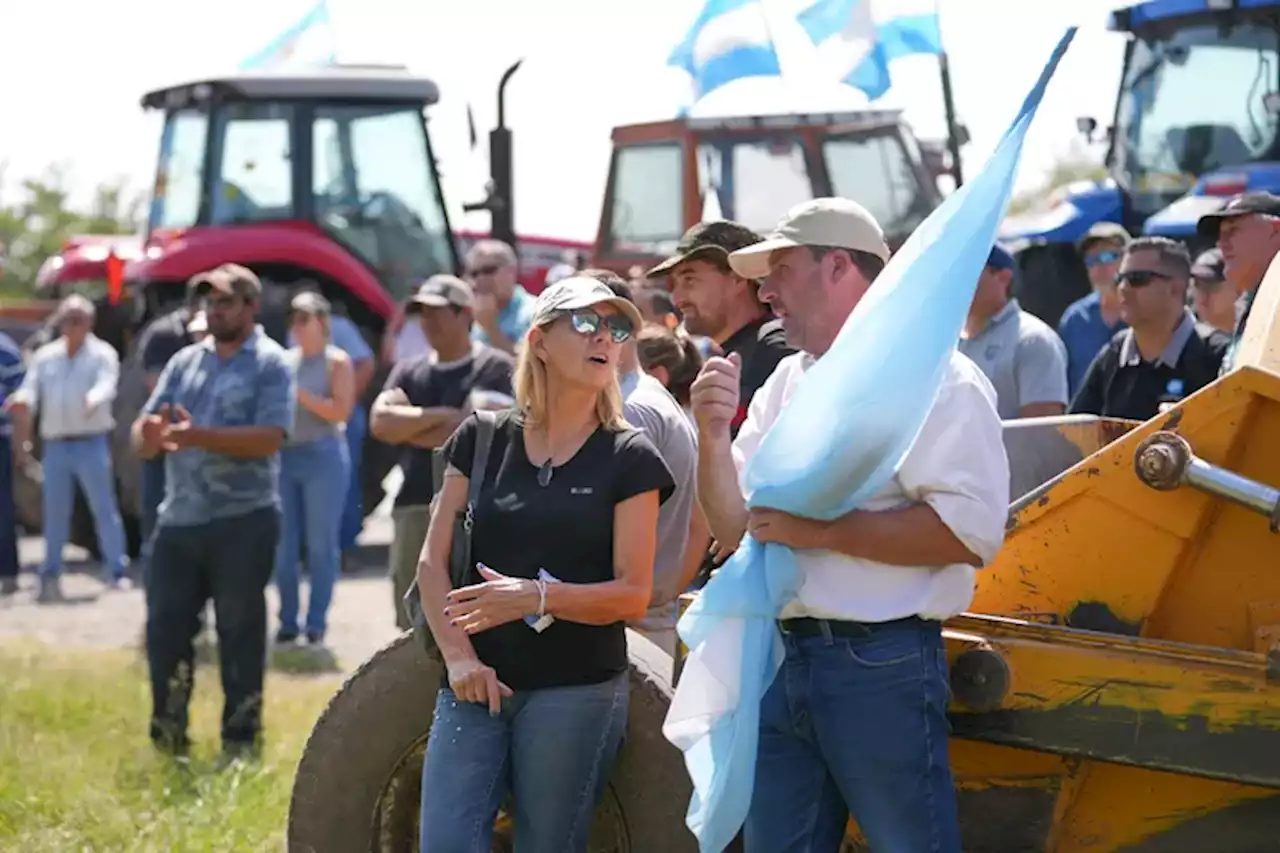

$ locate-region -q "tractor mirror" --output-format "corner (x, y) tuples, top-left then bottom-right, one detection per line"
(1076, 116), (1099, 141)
(1264, 92), (1280, 115)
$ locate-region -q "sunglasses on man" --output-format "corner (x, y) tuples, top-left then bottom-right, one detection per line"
(1115, 269), (1173, 287)
(1085, 250), (1122, 268)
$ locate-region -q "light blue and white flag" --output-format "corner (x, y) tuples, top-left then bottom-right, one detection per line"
(797, 0), (944, 100)
(668, 0), (783, 106)
(240, 1), (336, 72)
(661, 27), (1077, 853)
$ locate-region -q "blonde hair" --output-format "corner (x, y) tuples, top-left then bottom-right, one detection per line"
(514, 321), (629, 432)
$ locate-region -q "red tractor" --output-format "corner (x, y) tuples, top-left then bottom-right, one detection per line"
(15, 65), (463, 553)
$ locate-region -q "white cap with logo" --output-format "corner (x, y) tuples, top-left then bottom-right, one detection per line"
(727, 197), (889, 280)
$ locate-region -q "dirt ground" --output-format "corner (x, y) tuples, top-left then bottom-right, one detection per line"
(0, 509), (402, 674)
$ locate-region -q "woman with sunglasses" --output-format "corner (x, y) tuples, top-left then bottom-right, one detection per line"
(416, 277), (674, 852)
(272, 291), (355, 646)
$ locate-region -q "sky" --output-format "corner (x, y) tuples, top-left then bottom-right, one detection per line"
(0, 0), (1127, 242)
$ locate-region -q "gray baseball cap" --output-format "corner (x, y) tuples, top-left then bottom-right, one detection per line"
(532, 276), (644, 331)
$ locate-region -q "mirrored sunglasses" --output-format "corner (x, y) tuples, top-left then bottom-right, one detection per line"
(564, 308), (634, 343)
(1085, 250), (1122, 268)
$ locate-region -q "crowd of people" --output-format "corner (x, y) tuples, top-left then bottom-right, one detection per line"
(0, 184), (1276, 849)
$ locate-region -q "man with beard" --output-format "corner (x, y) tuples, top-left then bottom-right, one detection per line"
(131, 263), (294, 761)
(648, 222), (794, 437)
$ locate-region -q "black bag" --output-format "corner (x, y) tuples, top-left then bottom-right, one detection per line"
(401, 411), (497, 655)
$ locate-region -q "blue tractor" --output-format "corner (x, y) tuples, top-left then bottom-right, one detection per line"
(1001, 0), (1280, 327)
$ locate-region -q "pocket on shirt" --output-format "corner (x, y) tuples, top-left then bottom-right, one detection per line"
(211, 375), (255, 425)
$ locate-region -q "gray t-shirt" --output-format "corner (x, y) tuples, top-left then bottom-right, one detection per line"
(620, 370), (698, 633)
(958, 298), (1069, 419)
(285, 346), (344, 445)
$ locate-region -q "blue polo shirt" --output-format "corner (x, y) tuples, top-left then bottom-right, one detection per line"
(472, 286), (537, 347)
(143, 326), (295, 527)
(1058, 292), (1126, 397)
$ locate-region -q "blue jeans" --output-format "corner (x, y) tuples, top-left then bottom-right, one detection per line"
(419, 673), (629, 853)
(0, 435), (18, 580)
(745, 618), (960, 853)
(274, 435), (349, 636)
(339, 406), (366, 551)
(41, 434), (127, 579)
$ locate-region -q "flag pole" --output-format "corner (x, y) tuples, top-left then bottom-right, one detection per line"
(935, 1), (964, 187)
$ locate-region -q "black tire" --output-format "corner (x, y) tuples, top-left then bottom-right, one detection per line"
(288, 630), (697, 853)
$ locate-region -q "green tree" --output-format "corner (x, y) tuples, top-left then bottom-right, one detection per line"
(1008, 156), (1109, 216)
(0, 162), (142, 297)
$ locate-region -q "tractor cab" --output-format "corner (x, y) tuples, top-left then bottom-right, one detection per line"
(593, 111), (946, 276)
(131, 65), (458, 333)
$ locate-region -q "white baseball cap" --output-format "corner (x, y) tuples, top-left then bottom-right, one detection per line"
(727, 197), (890, 279)
(531, 276), (644, 331)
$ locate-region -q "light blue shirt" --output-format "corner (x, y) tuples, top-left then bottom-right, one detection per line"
(143, 327), (295, 527)
(472, 286), (536, 347)
(14, 334), (118, 440)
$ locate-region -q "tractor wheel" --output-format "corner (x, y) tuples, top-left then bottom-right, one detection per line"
(287, 631), (695, 853)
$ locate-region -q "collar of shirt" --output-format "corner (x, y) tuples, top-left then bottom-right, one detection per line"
(720, 317), (770, 355)
(968, 298), (1021, 342)
(1118, 310), (1196, 368)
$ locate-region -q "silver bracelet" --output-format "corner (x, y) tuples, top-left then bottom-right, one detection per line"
(535, 579), (548, 617)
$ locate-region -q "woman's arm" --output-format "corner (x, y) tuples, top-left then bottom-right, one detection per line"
(418, 471), (486, 666)
(446, 490), (662, 631)
(297, 351), (356, 424)
(542, 490), (659, 624)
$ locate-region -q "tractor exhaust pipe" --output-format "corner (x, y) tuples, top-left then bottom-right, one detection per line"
(463, 59), (522, 249)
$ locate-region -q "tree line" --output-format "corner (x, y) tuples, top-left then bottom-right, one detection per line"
(0, 163), (144, 297)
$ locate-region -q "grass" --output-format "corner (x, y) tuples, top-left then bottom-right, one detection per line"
(0, 642), (342, 852)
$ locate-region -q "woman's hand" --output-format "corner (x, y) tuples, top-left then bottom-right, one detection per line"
(445, 656), (513, 715)
(444, 564), (540, 635)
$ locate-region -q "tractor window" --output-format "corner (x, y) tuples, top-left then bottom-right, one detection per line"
(210, 102), (295, 225)
(149, 109), (208, 232)
(312, 105), (454, 300)
(824, 133), (932, 238)
(607, 144), (683, 255)
(697, 137), (815, 235)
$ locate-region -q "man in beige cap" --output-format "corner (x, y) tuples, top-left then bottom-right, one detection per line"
(689, 197), (1008, 852)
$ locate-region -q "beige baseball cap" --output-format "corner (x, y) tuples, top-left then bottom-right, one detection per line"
(727, 197), (889, 279)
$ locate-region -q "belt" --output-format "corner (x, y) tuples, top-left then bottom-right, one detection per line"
(777, 615), (925, 638)
(47, 432), (109, 443)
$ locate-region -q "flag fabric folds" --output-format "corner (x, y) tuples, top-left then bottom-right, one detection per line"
(661, 27), (1078, 853)
(239, 1), (336, 72)
(798, 0), (944, 100)
(668, 0), (783, 105)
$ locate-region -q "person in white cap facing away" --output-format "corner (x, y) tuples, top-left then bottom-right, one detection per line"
(415, 276), (675, 851)
(690, 197), (1009, 852)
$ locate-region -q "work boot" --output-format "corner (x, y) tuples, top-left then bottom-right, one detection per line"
(36, 575), (64, 604)
(0, 577), (17, 596)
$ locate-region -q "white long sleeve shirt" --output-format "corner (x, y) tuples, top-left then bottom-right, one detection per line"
(732, 349), (1010, 623)
(13, 334), (119, 440)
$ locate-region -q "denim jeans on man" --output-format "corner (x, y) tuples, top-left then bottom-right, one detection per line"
(146, 506), (280, 750)
(138, 456), (166, 583)
(744, 619), (960, 853)
(42, 434), (127, 580)
(419, 673), (628, 853)
(274, 434), (349, 637)
(0, 435), (19, 583)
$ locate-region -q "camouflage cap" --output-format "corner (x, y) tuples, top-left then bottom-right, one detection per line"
(646, 220), (764, 278)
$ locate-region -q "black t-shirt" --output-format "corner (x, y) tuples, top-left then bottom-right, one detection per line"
(444, 410), (675, 690)
(137, 308), (193, 375)
(384, 346), (515, 508)
(721, 317), (794, 436)
(1069, 325), (1230, 422)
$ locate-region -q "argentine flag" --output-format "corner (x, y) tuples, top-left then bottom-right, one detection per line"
(668, 0), (783, 106)
(240, 1), (336, 72)
(797, 0), (943, 100)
